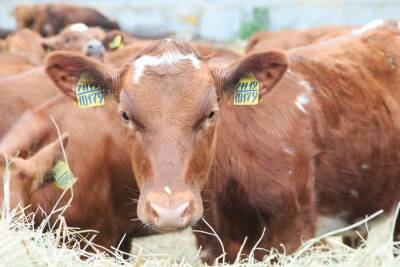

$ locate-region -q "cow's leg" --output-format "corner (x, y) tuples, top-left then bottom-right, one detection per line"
(193, 180), (262, 265)
(192, 189), (222, 265)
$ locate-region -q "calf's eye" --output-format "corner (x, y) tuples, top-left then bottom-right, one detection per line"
(121, 111), (130, 122)
(208, 111), (215, 120)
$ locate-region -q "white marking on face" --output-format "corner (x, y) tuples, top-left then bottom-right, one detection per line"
(350, 189), (359, 198)
(315, 213), (348, 236)
(68, 23), (89, 32)
(352, 19), (384, 34)
(164, 186), (172, 195)
(295, 94), (310, 113)
(133, 52), (201, 83)
(299, 80), (314, 92)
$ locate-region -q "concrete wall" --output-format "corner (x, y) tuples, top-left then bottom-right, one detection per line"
(1, 0), (399, 41)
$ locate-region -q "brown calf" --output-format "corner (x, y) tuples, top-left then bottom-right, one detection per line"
(0, 95), (140, 254)
(15, 4), (119, 37)
(0, 134), (69, 211)
(42, 25), (107, 60)
(44, 28), (400, 263)
(44, 40), (311, 262)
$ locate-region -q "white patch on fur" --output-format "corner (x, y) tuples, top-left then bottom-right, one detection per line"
(133, 52), (201, 83)
(315, 213), (348, 237)
(350, 189), (359, 198)
(164, 186), (172, 195)
(353, 19), (384, 34)
(295, 94), (310, 113)
(361, 163), (370, 170)
(282, 144), (295, 155)
(68, 23), (89, 32)
(299, 80), (314, 92)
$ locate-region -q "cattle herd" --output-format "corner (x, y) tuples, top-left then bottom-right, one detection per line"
(0, 2), (400, 265)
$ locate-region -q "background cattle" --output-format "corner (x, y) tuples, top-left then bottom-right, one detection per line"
(2, 28), (45, 66)
(0, 68), (58, 135)
(14, 3), (119, 37)
(245, 25), (354, 53)
(0, 134), (69, 211)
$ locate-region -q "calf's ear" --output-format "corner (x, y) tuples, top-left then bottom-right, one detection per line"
(45, 51), (122, 99)
(215, 51), (288, 96)
(27, 133), (70, 191)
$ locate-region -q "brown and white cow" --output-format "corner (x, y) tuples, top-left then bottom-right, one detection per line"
(0, 94), (140, 255)
(44, 28), (400, 263)
(14, 3), (119, 37)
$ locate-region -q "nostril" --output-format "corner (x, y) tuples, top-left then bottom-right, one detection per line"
(146, 202), (159, 221)
(176, 201), (190, 218)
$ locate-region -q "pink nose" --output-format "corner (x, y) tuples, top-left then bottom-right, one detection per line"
(138, 191), (196, 232)
(146, 200), (192, 231)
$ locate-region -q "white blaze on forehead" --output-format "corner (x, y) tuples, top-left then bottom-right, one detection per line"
(68, 23), (89, 32)
(353, 19), (384, 35)
(133, 52), (201, 84)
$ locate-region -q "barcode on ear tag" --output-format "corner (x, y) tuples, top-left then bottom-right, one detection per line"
(52, 161), (77, 190)
(234, 74), (260, 105)
(75, 73), (105, 108)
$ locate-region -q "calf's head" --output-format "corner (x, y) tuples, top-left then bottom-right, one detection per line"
(45, 40), (288, 232)
(0, 134), (69, 211)
(42, 25), (106, 60)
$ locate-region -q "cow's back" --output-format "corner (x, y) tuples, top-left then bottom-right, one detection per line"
(290, 29), (400, 221)
(0, 67), (58, 137)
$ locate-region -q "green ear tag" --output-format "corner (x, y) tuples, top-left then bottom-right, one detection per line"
(233, 74), (260, 105)
(108, 34), (124, 49)
(75, 73), (105, 108)
(52, 161), (77, 190)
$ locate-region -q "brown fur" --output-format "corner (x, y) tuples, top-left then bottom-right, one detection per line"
(2, 29), (45, 65)
(104, 39), (241, 68)
(245, 25), (354, 54)
(0, 53), (37, 77)
(0, 68), (58, 135)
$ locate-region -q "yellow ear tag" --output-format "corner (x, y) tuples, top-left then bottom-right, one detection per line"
(108, 34), (124, 49)
(233, 74), (260, 105)
(52, 161), (77, 190)
(75, 73), (105, 108)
